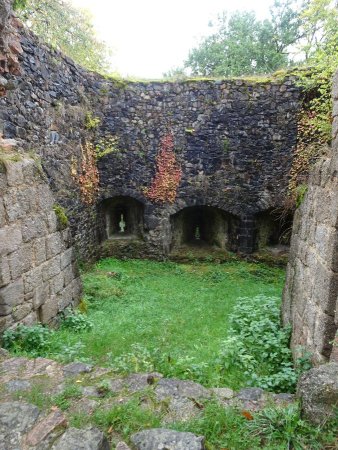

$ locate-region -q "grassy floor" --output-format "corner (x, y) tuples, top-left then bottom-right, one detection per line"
(45, 258), (285, 389)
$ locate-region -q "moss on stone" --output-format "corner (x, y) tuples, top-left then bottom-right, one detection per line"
(53, 204), (69, 229)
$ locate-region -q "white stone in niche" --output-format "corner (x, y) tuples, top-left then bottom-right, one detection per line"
(119, 214), (126, 233)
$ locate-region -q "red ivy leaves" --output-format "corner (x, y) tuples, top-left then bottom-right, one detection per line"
(145, 133), (182, 204)
(77, 142), (99, 205)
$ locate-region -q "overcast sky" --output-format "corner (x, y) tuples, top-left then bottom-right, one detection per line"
(70, 0), (274, 78)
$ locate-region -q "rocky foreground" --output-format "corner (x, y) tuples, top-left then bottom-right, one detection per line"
(0, 350), (337, 449)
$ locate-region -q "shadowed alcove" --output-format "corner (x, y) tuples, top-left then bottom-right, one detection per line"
(255, 209), (293, 250)
(170, 206), (239, 250)
(101, 196), (144, 239)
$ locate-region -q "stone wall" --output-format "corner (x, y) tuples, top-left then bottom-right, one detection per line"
(282, 71), (338, 364)
(0, 152), (81, 332)
(0, 20), (301, 260)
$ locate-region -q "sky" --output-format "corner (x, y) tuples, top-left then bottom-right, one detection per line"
(70, 0), (274, 79)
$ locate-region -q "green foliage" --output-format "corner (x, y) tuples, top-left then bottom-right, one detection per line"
(2, 324), (53, 356)
(84, 112), (101, 130)
(247, 404), (335, 449)
(60, 310), (93, 332)
(53, 204), (68, 229)
(295, 184), (308, 208)
(184, 1), (301, 77)
(13, 0), (27, 10)
(93, 397), (162, 439)
(53, 385), (82, 411)
(16, 0), (112, 73)
(216, 295), (305, 392)
(94, 135), (122, 159)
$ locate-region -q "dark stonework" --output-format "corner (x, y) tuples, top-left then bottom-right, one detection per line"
(0, 24), (301, 260)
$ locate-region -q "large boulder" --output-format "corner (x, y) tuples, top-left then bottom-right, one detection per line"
(297, 363), (338, 424)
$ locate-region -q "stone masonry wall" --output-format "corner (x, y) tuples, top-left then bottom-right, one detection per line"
(282, 71), (338, 364)
(0, 21), (301, 259)
(0, 154), (81, 332)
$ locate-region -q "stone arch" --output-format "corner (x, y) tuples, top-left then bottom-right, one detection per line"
(254, 208), (293, 250)
(170, 205), (239, 251)
(99, 196), (144, 239)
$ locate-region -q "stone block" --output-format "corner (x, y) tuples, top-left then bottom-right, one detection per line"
(0, 225), (22, 256)
(12, 302), (32, 321)
(22, 214), (48, 242)
(0, 314), (14, 333)
(60, 248), (74, 269)
(46, 232), (63, 259)
(52, 427), (110, 450)
(3, 188), (31, 222)
(40, 295), (58, 324)
(24, 266), (43, 294)
(0, 255), (10, 287)
(35, 185), (55, 210)
(4, 161), (23, 187)
(20, 310), (38, 326)
(32, 282), (50, 310)
(0, 279), (24, 315)
(50, 272), (64, 295)
(33, 237), (46, 265)
(46, 211), (58, 233)
(24, 408), (67, 448)
(42, 255), (61, 281)
(63, 264), (74, 286)
(297, 363), (338, 424)
(8, 249), (24, 280)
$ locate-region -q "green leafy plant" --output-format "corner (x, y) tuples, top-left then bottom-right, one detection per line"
(85, 112), (101, 130)
(53, 385), (82, 411)
(2, 324), (53, 356)
(61, 310), (93, 332)
(216, 295), (299, 392)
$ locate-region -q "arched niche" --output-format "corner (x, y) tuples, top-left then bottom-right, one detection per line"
(170, 205), (239, 250)
(101, 196), (144, 239)
(255, 209), (293, 250)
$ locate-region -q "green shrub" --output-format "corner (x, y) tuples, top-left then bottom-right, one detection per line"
(216, 295), (304, 392)
(61, 311), (93, 332)
(2, 324), (53, 355)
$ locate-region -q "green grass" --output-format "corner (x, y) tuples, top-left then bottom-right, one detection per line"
(44, 258), (285, 389)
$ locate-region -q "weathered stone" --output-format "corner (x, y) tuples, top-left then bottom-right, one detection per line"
(155, 378), (210, 401)
(0, 255), (10, 287)
(5, 379), (31, 392)
(125, 372), (163, 393)
(211, 387), (235, 400)
(297, 363), (338, 424)
(116, 442), (131, 450)
(52, 427), (110, 450)
(0, 225), (22, 256)
(40, 295), (58, 323)
(0, 278), (24, 314)
(0, 402), (40, 450)
(237, 387), (265, 402)
(24, 408), (67, 447)
(131, 429), (205, 450)
(63, 362), (93, 377)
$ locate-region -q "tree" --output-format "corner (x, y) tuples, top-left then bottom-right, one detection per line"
(14, 0), (112, 74)
(184, 0), (302, 77)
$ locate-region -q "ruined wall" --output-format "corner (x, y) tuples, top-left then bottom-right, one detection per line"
(282, 71), (338, 364)
(0, 21), (301, 259)
(0, 153), (81, 332)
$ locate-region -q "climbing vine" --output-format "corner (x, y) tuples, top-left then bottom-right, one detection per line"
(73, 142), (99, 205)
(145, 133), (182, 204)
